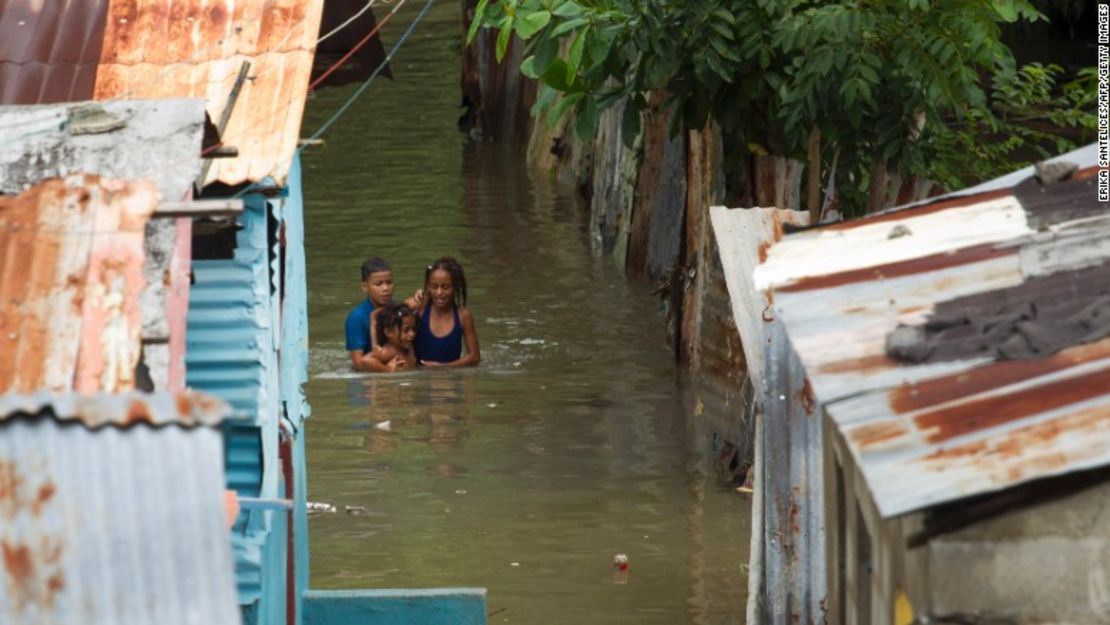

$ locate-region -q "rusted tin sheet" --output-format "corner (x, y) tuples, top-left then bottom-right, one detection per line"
(709, 206), (810, 395)
(707, 206), (820, 625)
(759, 148), (1110, 517)
(0, 100), (207, 390)
(0, 390), (232, 427)
(0, 0), (324, 186)
(0, 175), (159, 393)
(0, 397), (239, 625)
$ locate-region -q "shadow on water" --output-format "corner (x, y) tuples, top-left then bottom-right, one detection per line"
(301, 2), (750, 623)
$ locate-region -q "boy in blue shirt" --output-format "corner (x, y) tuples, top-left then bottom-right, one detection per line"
(347, 258), (420, 372)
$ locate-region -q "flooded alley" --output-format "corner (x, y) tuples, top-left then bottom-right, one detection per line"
(300, 2), (750, 623)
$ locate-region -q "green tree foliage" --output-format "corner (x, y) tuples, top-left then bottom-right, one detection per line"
(469, 0), (1095, 212)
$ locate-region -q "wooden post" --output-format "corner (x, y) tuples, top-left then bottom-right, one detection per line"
(196, 61), (251, 190)
(806, 127), (821, 222)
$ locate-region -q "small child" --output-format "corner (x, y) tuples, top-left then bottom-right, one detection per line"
(372, 303), (418, 372)
(414, 257), (480, 367)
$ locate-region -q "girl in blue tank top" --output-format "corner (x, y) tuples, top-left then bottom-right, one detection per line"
(414, 257), (481, 367)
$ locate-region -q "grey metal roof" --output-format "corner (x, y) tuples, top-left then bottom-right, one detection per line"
(0, 395), (241, 625)
(756, 161), (1110, 518)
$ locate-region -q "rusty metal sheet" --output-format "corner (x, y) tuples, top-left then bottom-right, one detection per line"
(707, 206), (820, 625)
(0, 390), (232, 427)
(709, 206), (810, 395)
(0, 400), (240, 625)
(0, 0), (325, 186)
(0, 100), (207, 390)
(0, 175), (157, 393)
(760, 149), (1110, 517)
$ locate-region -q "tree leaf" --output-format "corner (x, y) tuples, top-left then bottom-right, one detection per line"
(711, 8), (736, 25)
(552, 17), (589, 37)
(552, 0), (585, 18)
(531, 84), (558, 116)
(521, 55), (539, 79)
(515, 10), (551, 40)
(575, 95), (600, 141)
(540, 58), (575, 91)
(496, 17), (513, 62)
(709, 21), (735, 41)
(466, 0), (490, 44)
(705, 48), (733, 83)
(548, 92), (583, 129)
(587, 24), (615, 63)
(566, 29), (586, 84)
(532, 31), (558, 75)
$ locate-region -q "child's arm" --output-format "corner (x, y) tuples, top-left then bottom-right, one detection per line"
(422, 307), (480, 368)
(350, 349), (390, 372)
(368, 308), (381, 353)
(372, 345), (408, 372)
(403, 289), (424, 311)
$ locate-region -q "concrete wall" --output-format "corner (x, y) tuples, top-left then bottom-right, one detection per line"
(828, 421), (1110, 625)
(929, 479), (1110, 624)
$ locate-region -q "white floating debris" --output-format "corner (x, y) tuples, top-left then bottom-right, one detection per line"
(455, 489), (468, 495)
(374, 420), (392, 431)
(487, 403), (497, 408)
(345, 505), (366, 516)
(612, 553), (629, 571)
(510, 562), (520, 567)
(307, 501), (336, 514)
(518, 338), (545, 345)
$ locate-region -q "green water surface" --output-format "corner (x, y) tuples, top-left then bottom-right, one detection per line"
(300, 3), (750, 623)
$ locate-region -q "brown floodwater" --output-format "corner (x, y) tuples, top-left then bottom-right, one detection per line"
(300, 3), (750, 623)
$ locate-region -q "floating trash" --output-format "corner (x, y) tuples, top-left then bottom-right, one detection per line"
(307, 501), (336, 514)
(613, 553), (629, 571)
(509, 562), (520, 567)
(345, 505), (366, 516)
(455, 489), (468, 495)
(374, 420), (392, 431)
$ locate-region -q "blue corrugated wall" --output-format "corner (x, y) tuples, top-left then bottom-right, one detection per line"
(280, 157), (312, 625)
(186, 189), (281, 610)
(187, 155), (312, 625)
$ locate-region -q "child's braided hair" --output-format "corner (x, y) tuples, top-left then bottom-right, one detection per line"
(376, 302), (414, 346)
(424, 256), (468, 308)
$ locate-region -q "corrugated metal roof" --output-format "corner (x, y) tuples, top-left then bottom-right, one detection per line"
(0, 396), (240, 625)
(0, 390), (232, 428)
(0, 0), (325, 186)
(756, 153), (1110, 517)
(0, 175), (157, 394)
(186, 193), (280, 604)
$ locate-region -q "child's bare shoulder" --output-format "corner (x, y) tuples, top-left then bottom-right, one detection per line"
(373, 344), (399, 363)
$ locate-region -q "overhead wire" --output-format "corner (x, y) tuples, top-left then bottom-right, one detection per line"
(234, 0), (437, 198)
(316, 0), (382, 44)
(307, 0), (407, 92)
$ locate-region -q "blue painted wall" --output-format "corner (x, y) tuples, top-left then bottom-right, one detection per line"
(303, 589), (488, 625)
